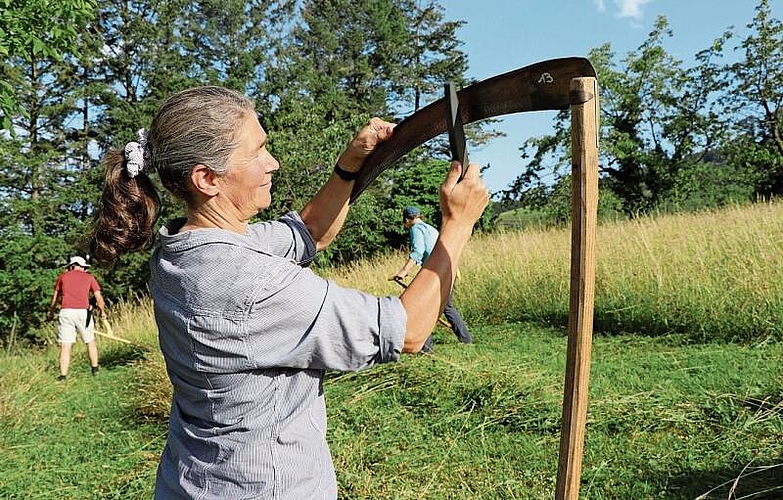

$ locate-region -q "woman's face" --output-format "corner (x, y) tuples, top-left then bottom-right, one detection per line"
(219, 113), (280, 218)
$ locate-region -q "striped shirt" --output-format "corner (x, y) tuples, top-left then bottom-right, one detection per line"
(150, 212), (407, 499)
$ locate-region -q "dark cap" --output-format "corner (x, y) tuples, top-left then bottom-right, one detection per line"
(402, 206), (421, 219)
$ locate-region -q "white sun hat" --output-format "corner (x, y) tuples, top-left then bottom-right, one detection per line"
(66, 256), (90, 268)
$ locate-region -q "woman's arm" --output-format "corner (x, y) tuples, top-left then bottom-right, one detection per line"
(300, 118), (394, 251)
(399, 161), (488, 352)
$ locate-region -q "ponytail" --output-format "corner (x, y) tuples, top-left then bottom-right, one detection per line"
(91, 148), (160, 263)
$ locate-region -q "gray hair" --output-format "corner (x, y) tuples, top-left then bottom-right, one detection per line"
(148, 86), (256, 201)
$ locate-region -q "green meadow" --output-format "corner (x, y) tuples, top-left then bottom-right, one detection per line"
(2, 202), (782, 499)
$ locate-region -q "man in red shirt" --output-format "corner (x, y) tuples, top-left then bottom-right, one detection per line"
(48, 256), (108, 381)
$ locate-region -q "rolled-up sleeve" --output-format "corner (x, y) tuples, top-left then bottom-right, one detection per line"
(248, 211), (317, 266)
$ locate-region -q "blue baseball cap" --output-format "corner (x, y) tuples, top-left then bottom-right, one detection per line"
(402, 206), (421, 219)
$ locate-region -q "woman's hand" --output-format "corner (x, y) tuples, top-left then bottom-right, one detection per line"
(439, 161), (489, 230)
(398, 161), (487, 353)
(336, 117), (395, 172)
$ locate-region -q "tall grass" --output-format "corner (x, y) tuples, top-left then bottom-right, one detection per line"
(27, 201), (783, 346)
(328, 201), (783, 343)
(31, 295), (159, 351)
(592, 202), (783, 341)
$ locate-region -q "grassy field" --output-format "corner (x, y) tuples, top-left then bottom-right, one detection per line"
(1, 202), (782, 499)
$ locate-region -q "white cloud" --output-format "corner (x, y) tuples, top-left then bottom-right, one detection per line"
(595, 0), (606, 12)
(614, 0), (653, 19)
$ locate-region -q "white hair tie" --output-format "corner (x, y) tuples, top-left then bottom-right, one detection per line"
(124, 128), (148, 178)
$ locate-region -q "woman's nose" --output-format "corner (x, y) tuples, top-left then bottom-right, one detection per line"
(267, 154), (280, 173)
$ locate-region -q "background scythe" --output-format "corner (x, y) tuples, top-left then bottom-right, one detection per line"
(351, 58), (600, 500)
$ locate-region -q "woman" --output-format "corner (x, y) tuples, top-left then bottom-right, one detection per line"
(92, 86), (488, 499)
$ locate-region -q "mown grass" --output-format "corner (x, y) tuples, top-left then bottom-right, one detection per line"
(2, 323), (781, 499)
(0, 346), (164, 499)
(1, 201), (782, 498)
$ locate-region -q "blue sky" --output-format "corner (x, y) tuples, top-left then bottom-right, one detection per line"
(441, 0), (782, 195)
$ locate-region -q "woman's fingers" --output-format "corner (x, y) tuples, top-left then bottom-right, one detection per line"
(440, 160), (489, 225)
(441, 160), (463, 193)
(461, 161), (481, 180)
(357, 117), (395, 152)
(442, 161), (483, 195)
(338, 118), (396, 170)
(368, 117), (395, 143)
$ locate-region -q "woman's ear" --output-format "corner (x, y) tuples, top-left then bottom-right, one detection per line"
(189, 164), (220, 197)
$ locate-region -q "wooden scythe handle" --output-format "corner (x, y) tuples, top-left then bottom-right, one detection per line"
(555, 76), (599, 500)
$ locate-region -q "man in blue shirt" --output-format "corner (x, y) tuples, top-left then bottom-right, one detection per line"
(393, 206), (473, 351)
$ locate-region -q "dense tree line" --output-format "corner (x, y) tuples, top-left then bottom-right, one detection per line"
(1, 0), (781, 343)
(0, 0), (486, 342)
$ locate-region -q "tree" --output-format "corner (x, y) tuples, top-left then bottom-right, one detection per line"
(257, 0), (401, 218)
(0, 2), (100, 339)
(392, 0), (467, 114)
(391, 0), (502, 162)
(720, 0), (783, 197)
(0, 0), (288, 341)
(501, 16), (732, 214)
(0, 0), (96, 131)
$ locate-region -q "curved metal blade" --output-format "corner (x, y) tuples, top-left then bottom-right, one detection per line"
(350, 57), (596, 202)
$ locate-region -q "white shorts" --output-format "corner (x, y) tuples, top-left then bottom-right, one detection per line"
(58, 308), (95, 344)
